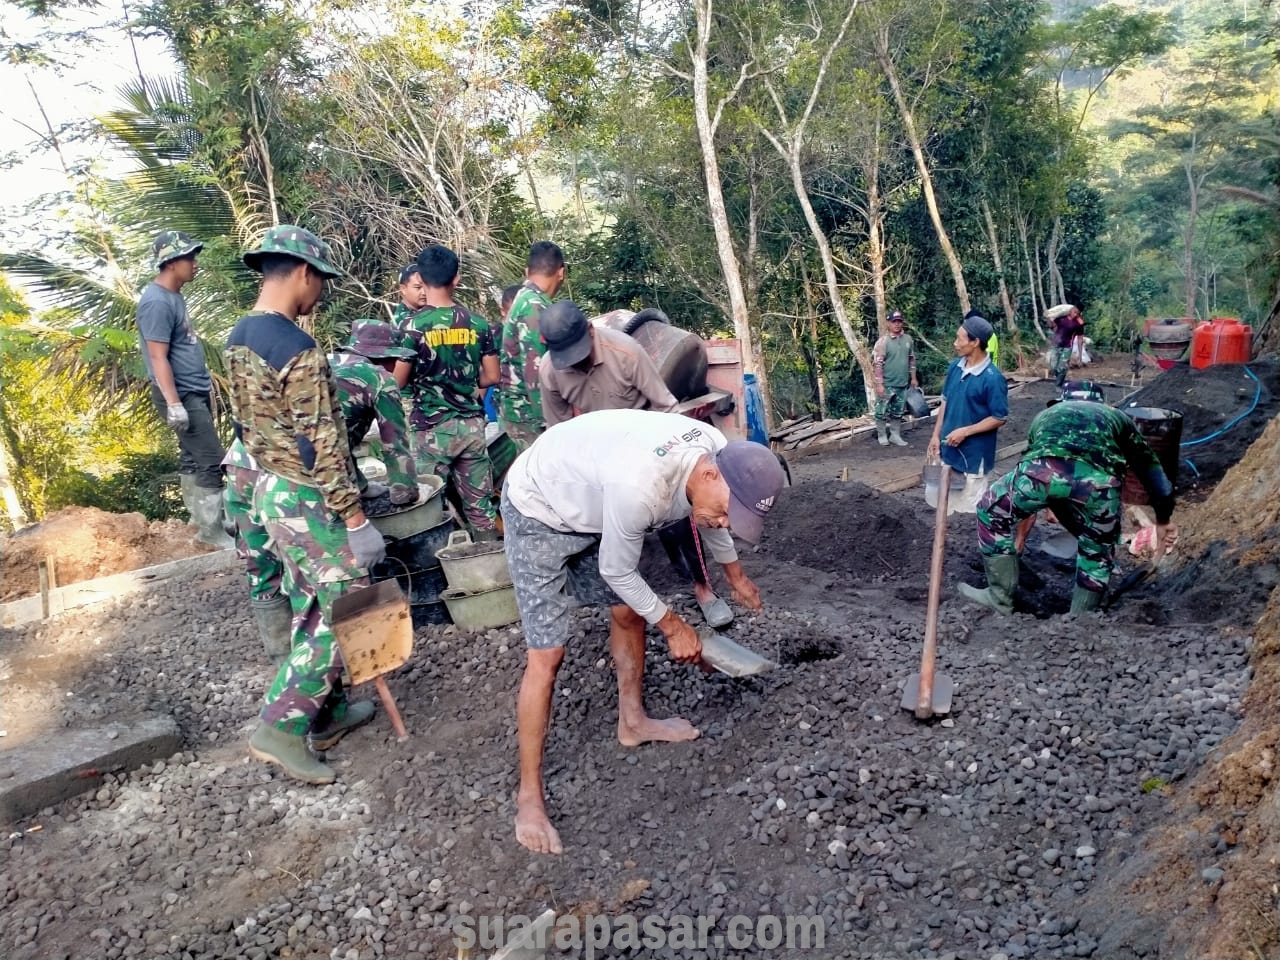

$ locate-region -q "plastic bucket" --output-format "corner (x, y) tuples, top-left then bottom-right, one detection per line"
(384, 516), (457, 570)
(436, 530), (512, 593)
(440, 583), (521, 630)
(1121, 407), (1182, 502)
(368, 475), (446, 539)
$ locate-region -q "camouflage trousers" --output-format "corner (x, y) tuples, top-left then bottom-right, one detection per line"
(499, 418), (543, 453)
(977, 456), (1121, 594)
(415, 415), (497, 532)
(500, 487), (621, 650)
(253, 472), (370, 734)
(224, 463), (283, 602)
(1050, 347), (1073, 385)
(873, 385), (909, 423)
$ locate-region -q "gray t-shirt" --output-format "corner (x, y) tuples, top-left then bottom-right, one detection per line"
(137, 282), (210, 393)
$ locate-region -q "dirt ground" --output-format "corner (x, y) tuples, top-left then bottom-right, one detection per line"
(1, 360), (1278, 960)
(0, 506), (213, 601)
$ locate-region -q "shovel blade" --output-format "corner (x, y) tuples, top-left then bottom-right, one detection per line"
(900, 672), (954, 717)
(699, 630), (774, 678)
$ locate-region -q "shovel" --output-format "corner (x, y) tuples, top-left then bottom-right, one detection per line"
(698, 626), (774, 678)
(331, 579), (414, 740)
(1102, 553), (1165, 611)
(902, 463), (955, 719)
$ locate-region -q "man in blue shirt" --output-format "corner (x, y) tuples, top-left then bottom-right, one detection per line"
(928, 313), (1008, 477)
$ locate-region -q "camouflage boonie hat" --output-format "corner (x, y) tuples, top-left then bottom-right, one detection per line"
(152, 230), (203, 270)
(343, 319), (415, 360)
(243, 225), (343, 278)
(1048, 380), (1106, 406)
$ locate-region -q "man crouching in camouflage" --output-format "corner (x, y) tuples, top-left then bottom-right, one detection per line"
(224, 225), (388, 785)
(960, 381), (1175, 616)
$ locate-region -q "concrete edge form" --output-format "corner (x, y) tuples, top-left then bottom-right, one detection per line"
(0, 715), (182, 824)
(0, 548), (238, 628)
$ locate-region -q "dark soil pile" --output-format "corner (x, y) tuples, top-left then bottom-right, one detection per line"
(752, 479), (932, 582)
(1121, 360), (1279, 488)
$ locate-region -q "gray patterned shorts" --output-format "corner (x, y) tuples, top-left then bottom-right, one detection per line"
(500, 488), (622, 649)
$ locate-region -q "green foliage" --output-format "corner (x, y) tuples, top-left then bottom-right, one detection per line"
(47, 449), (185, 521)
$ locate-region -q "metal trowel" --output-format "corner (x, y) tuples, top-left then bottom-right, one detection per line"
(698, 627), (775, 677)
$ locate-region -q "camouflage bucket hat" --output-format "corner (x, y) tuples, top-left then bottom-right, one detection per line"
(243, 225), (343, 278)
(152, 230), (203, 270)
(344, 319), (416, 360)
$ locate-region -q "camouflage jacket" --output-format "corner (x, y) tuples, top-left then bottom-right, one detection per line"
(1025, 401), (1174, 520)
(224, 311), (360, 520)
(499, 279), (551, 428)
(403, 304), (496, 428)
(330, 351), (417, 495)
(391, 303), (417, 328)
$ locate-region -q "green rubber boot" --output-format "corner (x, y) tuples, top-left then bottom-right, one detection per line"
(251, 595), (293, 666)
(957, 554), (1018, 615)
(888, 422), (908, 447)
(309, 700), (377, 751)
(248, 723), (335, 784)
(1070, 584), (1104, 614)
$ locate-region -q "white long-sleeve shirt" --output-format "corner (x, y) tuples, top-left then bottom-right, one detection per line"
(505, 409), (738, 623)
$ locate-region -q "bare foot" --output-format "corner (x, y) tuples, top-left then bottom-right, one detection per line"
(618, 715), (701, 748)
(515, 797), (563, 855)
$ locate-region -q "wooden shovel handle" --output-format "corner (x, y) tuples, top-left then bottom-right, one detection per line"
(917, 465), (952, 719)
(374, 676), (408, 741)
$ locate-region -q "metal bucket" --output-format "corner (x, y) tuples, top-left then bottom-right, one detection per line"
(1121, 407), (1182, 502)
(371, 561), (448, 604)
(368, 476), (446, 539)
(904, 387), (930, 419)
(384, 516), (457, 570)
(440, 583), (520, 631)
(436, 530), (511, 593)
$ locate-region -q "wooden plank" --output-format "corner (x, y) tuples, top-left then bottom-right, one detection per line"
(769, 416), (817, 441)
(781, 418), (844, 445)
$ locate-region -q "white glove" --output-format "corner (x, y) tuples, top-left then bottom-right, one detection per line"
(166, 403), (190, 431)
(346, 520), (387, 569)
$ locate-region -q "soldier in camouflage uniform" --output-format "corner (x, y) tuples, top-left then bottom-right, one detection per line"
(331, 320), (420, 505)
(225, 225), (388, 785)
(222, 437), (290, 665)
(499, 240), (566, 450)
(871, 309), (919, 447)
(961, 381), (1175, 615)
(391, 262), (427, 327)
(403, 244), (500, 536)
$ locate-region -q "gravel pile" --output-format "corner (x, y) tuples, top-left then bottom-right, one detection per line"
(0, 522), (1253, 959)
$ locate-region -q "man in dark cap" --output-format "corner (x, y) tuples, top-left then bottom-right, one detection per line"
(871, 309), (919, 447)
(138, 230), (232, 548)
(928, 313), (1009, 479)
(539, 301), (748, 629)
(501, 409), (785, 855)
(961, 381), (1175, 614)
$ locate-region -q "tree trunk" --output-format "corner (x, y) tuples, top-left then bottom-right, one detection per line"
(1183, 143), (1200, 319)
(0, 429), (27, 531)
(874, 30), (969, 313)
(1016, 214), (1047, 341)
(690, 0), (773, 430)
(979, 197), (1016, 331)
(867, 124), (888, 338)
